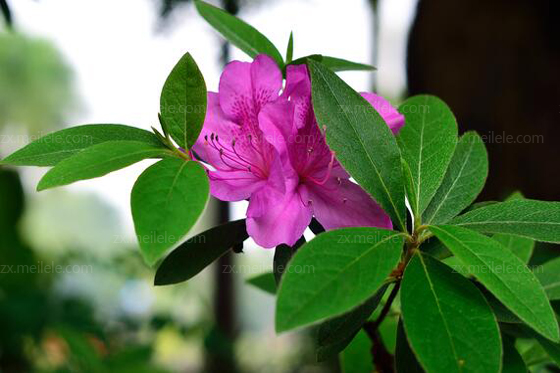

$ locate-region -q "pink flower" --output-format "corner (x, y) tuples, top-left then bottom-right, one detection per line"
(256, 64), (404, 247)
(193, 55), (287, 203)
(194, 55), (405, 248)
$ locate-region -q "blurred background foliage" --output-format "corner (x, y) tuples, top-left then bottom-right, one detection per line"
(0, 0), (558, 372)
(0, 33), (75, 133)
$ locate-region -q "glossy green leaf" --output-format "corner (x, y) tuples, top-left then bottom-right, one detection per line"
(316, 284), (388, 361)
(395, 319), (423, 373)
(1, 124), (163, 167)
(308, 60), (406, 230)
(155, 219), (248, 285)
(160, 52), (207, 150)
(320, 56), (375, 72)
(131, 158), (209, 265)
(423, 131), (487, 224)
(502, 337), (527, 373)
(401, 252), (502, 373)
(37, 141), (170, 191)
(246, 272), (276, 295)
(450, 200), (560, 243)
(397, 95), (458, 218)
(276, 227), (403, 332)
(535, 257), (560, 301)
(429, 225), (559, 342)
(285, 31), (293, 64)
(194, 0), (283, 66)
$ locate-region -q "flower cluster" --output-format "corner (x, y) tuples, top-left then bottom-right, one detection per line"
(193, 55), (404, 248)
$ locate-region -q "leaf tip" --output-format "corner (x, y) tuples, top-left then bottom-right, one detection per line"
(153, 271), (166, 286)
(546, 324), (560, 343)
(36, 180), (48, 192)
(274, 316), (289, 334)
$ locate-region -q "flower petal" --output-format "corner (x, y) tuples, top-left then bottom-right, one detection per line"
(246, 183), (312, 248)
(192, 92), (238, 169)
(304, 178), (393, 230)
(219, 55), (282, 124)
(205, 146), (286, 202)
(208, 169), (266, 201)
(251, 55), (283, 107)
(283, 64), (313, 130)
(361, 92), (405, 134)
(258, 99), (299, 180)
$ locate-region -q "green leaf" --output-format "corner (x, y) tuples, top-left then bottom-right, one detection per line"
(421, 237), (451, 260)
(285, 55), (375, 72)
(534, 332), (560, 365)
(316, 284), (388, 362)
(340, 330), (374, 373)
(517, 338), (550, 366)
(395, 319), (423, 373)
(494, 233), (534, 264)
(429, 225), (560, 342)
(36, 141), (170, 191)
(401, 158), (418, 219)
(502, 337), (527, 373)
(308, 60), (406, 231)
(396, 95), (458, 218)
(285, 31), (293, 64)
(275, 227), (403, 332)
(319, 56), (375, 72)
(287, 54), (322, 67)
(273, 236), (306, 286)
(131, 158), (209, 266)
(492, 193), (534, 263)
(160, 52), (207, 150)
(317, 334), (356, 364)
(478, 285), (522, 324)
(154, 219), (247, 285)
(401, 252), (502, 373)
(1, 124), (163, 167)
(535, 257), (560, 301)
(450, 200), (560, 243)
(423, 131), (487, 224)
(462, 200), (498, 213)
(246, 272), (276, 295)
(194, 0), (283, 67)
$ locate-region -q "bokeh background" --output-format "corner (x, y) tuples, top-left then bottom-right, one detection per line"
(0, 0), (558, 371)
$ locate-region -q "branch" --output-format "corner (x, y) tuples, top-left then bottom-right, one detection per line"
(363, 282), (401, 372)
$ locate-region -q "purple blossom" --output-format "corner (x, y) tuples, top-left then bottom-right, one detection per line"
(193, 55), (405, 248)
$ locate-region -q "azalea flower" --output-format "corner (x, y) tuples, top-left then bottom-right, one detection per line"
(256, 64), (404, 247)
(193, 55), (405, 248)
(193, 55), (286, 203)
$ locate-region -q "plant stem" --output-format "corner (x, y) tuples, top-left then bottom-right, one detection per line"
(362, 214), (425, 370)
(371, 282), (401, 331)
(363, 282), (401, 372)
(369, 329), (394, 373)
